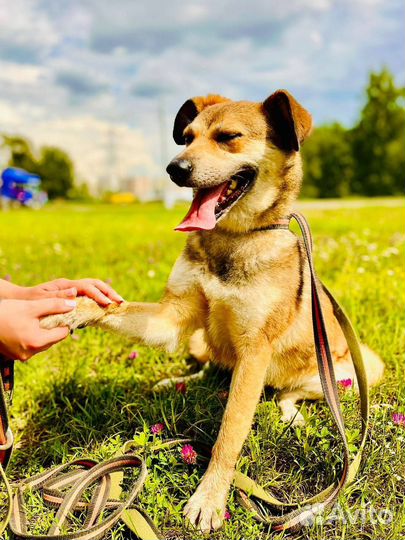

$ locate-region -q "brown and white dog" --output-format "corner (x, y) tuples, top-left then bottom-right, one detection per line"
(42, 90), (384, 533)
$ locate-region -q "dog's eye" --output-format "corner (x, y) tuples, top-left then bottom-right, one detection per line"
(216, 132), (242, 143)
(184, 134), (194, 145)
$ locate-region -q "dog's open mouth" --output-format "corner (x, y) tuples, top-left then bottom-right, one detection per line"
(175, 168), (257, 232)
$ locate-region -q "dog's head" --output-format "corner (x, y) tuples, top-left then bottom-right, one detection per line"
(167, 91), (312, 233)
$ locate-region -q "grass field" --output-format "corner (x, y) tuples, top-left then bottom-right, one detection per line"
(0, 200), (404, 540)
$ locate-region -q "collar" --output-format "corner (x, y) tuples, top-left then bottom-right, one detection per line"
(252, 216), (291, 232)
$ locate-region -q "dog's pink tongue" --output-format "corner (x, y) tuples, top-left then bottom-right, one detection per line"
(175, 183), (226, 232)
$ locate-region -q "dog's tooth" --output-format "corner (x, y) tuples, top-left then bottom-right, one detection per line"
(230, 180), (238, 190)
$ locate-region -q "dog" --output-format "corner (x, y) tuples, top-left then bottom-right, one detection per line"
(41, 90), (384, 533)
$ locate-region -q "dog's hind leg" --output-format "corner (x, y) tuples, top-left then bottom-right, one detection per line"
(278, 390), (306, 426)
(153, 329), (211, 391)
(152, 361), (210, 392)
(277, 346), (384, 426)
(153, 328), (211, 392)
(189, 328), (211, 363)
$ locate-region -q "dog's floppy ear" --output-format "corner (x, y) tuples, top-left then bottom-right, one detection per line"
(262, 90), (312, 152)
(173, 94), (230, 144)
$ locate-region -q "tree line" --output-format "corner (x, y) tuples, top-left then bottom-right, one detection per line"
(301, 68), (405, 198)
(1, 68), (404, 199)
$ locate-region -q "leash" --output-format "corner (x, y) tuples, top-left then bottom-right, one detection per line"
(0, 358), (14, 537)
(0, 212), (368, 537)
(233, 212), (369, 530)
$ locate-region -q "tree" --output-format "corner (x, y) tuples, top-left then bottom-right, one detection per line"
(1, 136), (77, 199)
(67, 181), (93, 201)
(301, 123), (354, 198)
(350, 68), (405, 195)
(36, 146), (75, 199)
(1, 135), (37, 173)
(385, 129), (405, 193)
(301, 68), (404, 197)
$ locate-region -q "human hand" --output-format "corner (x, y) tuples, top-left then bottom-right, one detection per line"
(0, 298), (77, 361)
(13, 278), (124, 306)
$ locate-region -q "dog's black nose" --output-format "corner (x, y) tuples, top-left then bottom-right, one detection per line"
(166, 159), (193, 187)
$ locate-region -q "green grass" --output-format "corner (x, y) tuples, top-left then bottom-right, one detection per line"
(0, 200), (404, 539)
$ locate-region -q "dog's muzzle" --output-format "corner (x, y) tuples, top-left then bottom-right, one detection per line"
(166, 159), (193, 187)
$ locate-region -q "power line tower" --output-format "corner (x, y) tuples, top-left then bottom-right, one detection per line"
(104, 126), (118, 192)
(157, 100), (168, 200)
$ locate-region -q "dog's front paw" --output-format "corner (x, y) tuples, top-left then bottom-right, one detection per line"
(40, 297), (105, 331)
(184, 481), (227, 533)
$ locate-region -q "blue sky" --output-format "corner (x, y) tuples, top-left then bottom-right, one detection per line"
(0, 0), (403, 185)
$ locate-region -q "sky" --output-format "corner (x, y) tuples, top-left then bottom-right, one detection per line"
(0, 0), (403, 188)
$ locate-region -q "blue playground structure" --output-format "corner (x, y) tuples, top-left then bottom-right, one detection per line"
(0, 167), (47, 208)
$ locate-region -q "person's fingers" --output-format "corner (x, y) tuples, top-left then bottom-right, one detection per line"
(35, 287), (77, 299)
(40, 281), (60, 291)
(31, 298), (77, 317)
(53, 287), (78, 299)
(41, 278), (124, 304)
(43, 326), (70, 344)
(78, 284), (113, 305)
(73, 279), (123, 303)
(49, 278), (73, 290)
(88, 279), (124, 303)
(18, 326), (70, 360)
(34, 327), (70, 352)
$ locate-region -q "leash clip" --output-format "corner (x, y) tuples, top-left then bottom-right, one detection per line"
(0, 427), (13, 451)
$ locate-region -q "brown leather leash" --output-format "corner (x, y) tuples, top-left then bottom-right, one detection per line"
(0, 212), (369, 537)
(233, 212), (369, 531)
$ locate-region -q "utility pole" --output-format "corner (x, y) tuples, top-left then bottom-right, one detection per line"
(157, 100), (168, 200)
(105, 126), (118, 192)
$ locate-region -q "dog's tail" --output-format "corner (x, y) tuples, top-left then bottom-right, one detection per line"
(336, 344), (384, 390)
(360, 344), (385, 387)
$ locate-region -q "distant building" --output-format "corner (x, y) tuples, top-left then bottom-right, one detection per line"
(120, 176), (156, 201)
(96, 173), (192, 206)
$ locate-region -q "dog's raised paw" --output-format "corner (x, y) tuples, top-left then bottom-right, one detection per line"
(40, 311), (75, 330)
(40, 297), (104, 331)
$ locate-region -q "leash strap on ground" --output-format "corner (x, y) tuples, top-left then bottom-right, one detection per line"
(233, 212), (369, 531)
(0, 358), (14, 537)
(0, 212), (369, 537)
(8, 454), (163, 540)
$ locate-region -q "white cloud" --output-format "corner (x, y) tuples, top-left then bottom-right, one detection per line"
(0, 0), (59, 61)
(0, 0), (403, 186)
(0, 63), (46, 85)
